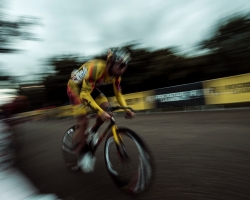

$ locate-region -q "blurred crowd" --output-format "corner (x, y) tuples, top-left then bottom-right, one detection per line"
(0, 96), (62, 200)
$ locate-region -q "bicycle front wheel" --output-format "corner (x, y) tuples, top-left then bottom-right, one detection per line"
(104, 127), (154, 194)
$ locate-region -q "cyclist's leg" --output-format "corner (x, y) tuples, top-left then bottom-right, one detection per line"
(91, 92), (110, 133)
(73, 114), (88, 154)
(67, 83), (88, 154)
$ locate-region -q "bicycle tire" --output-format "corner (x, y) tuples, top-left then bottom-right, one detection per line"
(61, 125), (80, 172)
(104, 127), (154, 194)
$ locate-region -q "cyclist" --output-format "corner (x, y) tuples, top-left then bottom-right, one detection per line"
(67, 47), (135, 172)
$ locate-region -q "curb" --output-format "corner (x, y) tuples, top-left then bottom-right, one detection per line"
(4, 106), (250, 122)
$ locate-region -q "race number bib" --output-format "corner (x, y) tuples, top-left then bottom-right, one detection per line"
(71, 66), (88, 84)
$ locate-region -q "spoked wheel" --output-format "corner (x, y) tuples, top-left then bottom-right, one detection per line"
(104, 127), (154, 194)
(61, 125), (79, 172)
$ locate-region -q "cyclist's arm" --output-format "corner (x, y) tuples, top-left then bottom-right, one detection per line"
(79, 79), (105, 116)
(113, 77), (128, 108)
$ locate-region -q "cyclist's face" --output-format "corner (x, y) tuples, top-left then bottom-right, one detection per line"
(109, 62), (127, 77)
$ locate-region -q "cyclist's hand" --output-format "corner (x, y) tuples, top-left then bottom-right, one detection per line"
(125, 110), (135, 119)
(100, 111), (111, 121)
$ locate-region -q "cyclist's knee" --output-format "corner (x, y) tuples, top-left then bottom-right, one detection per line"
(76, 115), (88, 127)
(100, 102), (110, 111)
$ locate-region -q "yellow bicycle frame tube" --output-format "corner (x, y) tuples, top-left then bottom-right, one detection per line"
(111, 125), (120, 145)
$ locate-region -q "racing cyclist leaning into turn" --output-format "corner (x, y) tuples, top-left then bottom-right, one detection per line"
(67, 47), (135, 172)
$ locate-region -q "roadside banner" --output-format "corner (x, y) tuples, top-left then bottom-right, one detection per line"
(203, 73), (250, 104)
(146, 82), (205, 108)
(108, 90), (156, 111)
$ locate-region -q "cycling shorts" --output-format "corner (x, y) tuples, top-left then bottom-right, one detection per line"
(67, 84), (108, 116)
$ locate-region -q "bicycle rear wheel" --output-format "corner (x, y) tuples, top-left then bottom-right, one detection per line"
(61, 125), (79, 171)
(104, 127), (154, 194)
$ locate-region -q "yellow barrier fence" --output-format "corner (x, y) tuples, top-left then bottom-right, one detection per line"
(203, 73), (250, 105)
(108, 90), (156, 111)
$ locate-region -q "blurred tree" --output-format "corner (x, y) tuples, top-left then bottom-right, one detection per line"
(42, 55), (86, 106)
(0, 0), (40, 109)
(120, 44), (187, 93)
(199, 12), (250, 76)
(0, 0), (39, 53)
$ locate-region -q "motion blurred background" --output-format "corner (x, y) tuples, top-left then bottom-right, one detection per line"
(1, 1), (250, 199)
(1, 0), (250, 118)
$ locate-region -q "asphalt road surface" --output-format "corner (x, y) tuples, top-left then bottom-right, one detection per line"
(13, 109), (250, 200)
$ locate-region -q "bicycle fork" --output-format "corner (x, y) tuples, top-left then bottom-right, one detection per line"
(111, 125), (130, 162)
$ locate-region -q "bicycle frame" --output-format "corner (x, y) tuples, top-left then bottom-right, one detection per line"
(90, 106), (133, 158)
(90, 117), (114, 154)
(62, 105), (153, 194)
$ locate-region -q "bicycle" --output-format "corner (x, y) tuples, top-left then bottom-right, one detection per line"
(61, 106), (154, 194)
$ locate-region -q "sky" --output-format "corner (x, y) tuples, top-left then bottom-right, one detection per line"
(0, 0), (249, 79)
